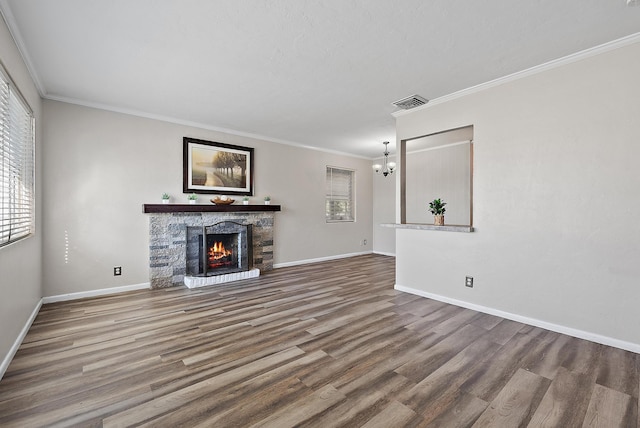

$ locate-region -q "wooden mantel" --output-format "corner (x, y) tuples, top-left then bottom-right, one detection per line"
(143, 204), (281, 214)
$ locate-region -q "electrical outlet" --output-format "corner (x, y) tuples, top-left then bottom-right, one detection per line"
(465, 276), (473, 288)
(363, 239), (367, 245)
(114, 266), (122, 276)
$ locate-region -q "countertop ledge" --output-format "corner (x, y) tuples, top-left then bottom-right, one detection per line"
(381, 223), (474, 233)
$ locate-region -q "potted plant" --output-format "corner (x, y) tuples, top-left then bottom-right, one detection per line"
(188, 193), (198, 204)
(243, 196), (250, 205)
(162, 193), (170, 204)
(428, 198), (446, 225)
(264, 196), (271, 205)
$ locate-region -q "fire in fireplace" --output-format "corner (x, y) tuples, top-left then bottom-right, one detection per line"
(203, 233), (237, 270)
(186, 221), (253, 277)
(208, 240), (233, 268)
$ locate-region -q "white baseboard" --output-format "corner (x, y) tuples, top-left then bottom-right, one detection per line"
(273, 251), (373, 268)
(0, 298), (43, 381)
(373, 251), (396, 257)
(42, 282), (150, 304)
(2, 282), (150, 380)
(395, 284), (640, 354)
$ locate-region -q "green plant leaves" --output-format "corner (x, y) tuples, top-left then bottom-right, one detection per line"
(428, 198), (446, 215)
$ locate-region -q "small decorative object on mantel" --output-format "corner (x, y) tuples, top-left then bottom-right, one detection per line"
(211, 195), (235, 205)
(162, 193), (170, 204)
(264, 196), (271, 205)
(243, 196), (250, 205)
(187, 193), (198, 204)
(429, 198), (446, 226)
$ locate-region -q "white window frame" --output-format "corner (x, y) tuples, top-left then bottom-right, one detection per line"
(326, 166), (355, 223)
(0, 62), (35, 248)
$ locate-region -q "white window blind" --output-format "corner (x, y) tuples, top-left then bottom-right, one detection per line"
(326, 166), (355, 222)
(0, 66), (35, 247)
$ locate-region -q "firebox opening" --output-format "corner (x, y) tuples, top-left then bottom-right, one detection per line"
(186, 221), (253, 279)
(199, 232), (240, 274)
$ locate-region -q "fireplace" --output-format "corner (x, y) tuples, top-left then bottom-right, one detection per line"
(187, 221), (253, 277)
(145, 205), (280, 289)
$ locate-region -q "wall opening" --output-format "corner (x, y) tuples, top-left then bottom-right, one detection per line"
(400, 126), (473, 226)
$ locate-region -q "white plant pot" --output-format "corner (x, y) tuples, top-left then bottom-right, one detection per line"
(162, 199), (169, 204)
(264, 200), (271, 205)
(189, 200), (196, 204)
(243, 201), (249, 205)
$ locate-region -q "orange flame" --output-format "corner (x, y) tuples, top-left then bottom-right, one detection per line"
(208, 241), (232, 260)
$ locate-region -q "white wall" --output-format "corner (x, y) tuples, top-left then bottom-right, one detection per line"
(394, 40), (640, 349)
(0, 14), (42, 373)
(41, 101), (373, 295)
(405, 142), (471, 225)
(372, 156), (396, 256)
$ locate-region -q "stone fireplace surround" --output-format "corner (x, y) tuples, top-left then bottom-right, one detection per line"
(144, 204), (280, 289)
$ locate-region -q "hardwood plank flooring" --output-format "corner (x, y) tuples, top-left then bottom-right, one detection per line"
(0, 254), (638, 427)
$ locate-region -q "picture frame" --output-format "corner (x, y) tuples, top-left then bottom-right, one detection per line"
(183, 137), (254, 195)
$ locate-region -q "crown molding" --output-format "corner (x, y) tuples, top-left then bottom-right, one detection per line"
(393, 32), (640, 118)
(0, 0), (46, 97)
(0, 0), (368, 159)
(44, 94), (371, 160)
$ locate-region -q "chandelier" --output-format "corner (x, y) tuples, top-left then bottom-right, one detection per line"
(372, 141), (396, 177)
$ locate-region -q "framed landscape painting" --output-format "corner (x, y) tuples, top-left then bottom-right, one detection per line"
(183, 137), (254, 195)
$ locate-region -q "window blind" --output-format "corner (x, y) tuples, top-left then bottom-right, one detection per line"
(0, 66), (35, 247)
(326, 166), (355, 222)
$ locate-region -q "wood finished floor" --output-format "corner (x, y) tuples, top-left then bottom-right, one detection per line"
(0, 254), (638, 427)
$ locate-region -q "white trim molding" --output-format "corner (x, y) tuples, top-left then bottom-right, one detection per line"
(395, 283), (640, 354)
(44, 95), (371, 161)
(0, 0), (46, 96)
(0, 298), (42, 380)
(373, 251), (396, 257)
(42, 282), (150, 304)
(393, 32), (640, 118)
(273, 251), (373, 269)
(1, 282), (151, 379)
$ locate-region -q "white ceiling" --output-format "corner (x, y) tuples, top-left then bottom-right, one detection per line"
(1, 1), (640, 158)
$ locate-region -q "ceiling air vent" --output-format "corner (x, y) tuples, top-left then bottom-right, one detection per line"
(392, 94), (429, 110)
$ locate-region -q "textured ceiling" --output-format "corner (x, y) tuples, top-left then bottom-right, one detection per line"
(1, 0), (640, 158)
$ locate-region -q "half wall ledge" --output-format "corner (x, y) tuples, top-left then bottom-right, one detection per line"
(381, 223), (474, 233)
